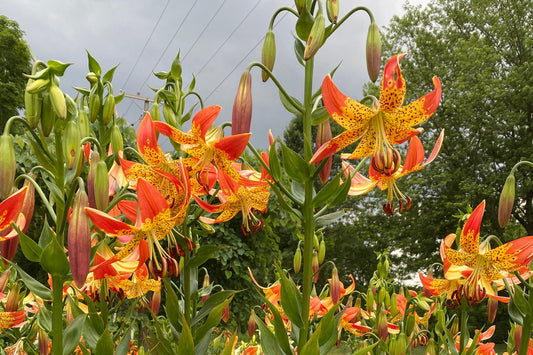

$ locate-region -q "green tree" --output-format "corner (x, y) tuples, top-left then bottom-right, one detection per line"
(0, 16), (32, 131)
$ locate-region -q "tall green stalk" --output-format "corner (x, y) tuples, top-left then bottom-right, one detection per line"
(298, 57), (315, 349)
(52, 275), (64, 355)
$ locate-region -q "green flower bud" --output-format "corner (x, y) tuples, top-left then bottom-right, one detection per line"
(293, 246), (302, 274)
(326, 0), (339, 24)
(86, 72), (98, 84)
(498, 172), (515, 227)
(110, 124), (124, 157)
(94, 160), (109, 211)
(405, 313), (415, 336)
(63, 120), (81, 171)
(87, 151), (100, 208)
(25, 80), (43, 128)
(366, 21), (382, 83)
(318, 238), (326, 264)
(231, 70), (253, 135)
(0, 135), (16, 199)
(40, 93), (56, 137)
(150, 103), (161, 122)
(303, 11), (325, 60)
(425, 339), (437, 355)
(163, 104), (177, 127)
(5, 283), (20, 312)
(331, 266), (340, 305)
(78, 108), (90, 138)
(68, 188), (91, 286)
(366, 288), (374, 313)
(26, 78), (50, 94)
(88, 93), (100, 123)
(261, 30), (276, 82)
(102, 94), (115, 125)
(49, 83), (67, 119)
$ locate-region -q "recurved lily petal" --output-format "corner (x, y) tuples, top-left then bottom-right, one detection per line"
(460, 201), (486, 254)
(0, 310), (25, 329)
(85, 208), (136, 236)
(137, 113), (167, 167)
(396, 76), (442, 127)
(0, 187), (27, 234)
(379, 53), (407, 112)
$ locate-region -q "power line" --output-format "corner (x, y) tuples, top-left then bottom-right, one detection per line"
(124, 0), (201, 117)
(121, 0), (170, 89)
(181, 0), (229, 62)
(204, 10), (289, 101)
(195, 0), (262, 76)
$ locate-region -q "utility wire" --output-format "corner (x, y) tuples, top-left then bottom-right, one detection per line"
(204, 10), (289, 101)
(121, 0), (170, 89)
(181, 0), (229, 62)
(195, 0), (262, 76)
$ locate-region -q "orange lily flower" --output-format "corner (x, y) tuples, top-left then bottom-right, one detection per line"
(194, 168), (270, 235)
(343, 130), (444, 214)
(85, 179), (177, 267)
(153, 105), (259, 187)
(110, 264), (161, 299)
(310, 53), (441, 163)
(0, 310), (25, 330)
(0, 187), (27, 239)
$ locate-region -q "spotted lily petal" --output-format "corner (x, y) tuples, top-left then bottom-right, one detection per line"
(0, 187), (27, 233)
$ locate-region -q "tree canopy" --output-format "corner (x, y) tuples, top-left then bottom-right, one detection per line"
(0, 15), (32, 131)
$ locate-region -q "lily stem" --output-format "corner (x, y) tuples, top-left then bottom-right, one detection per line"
(518, 290), (533, 355)
(51, 274), (64, 355)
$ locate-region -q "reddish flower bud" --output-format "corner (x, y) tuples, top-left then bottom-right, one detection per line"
(0, 134), (16, 199)
(366, 21), (382, 83)
(515, 324), (523, 354)
(331, 267), (340, 305)
(5, 283), (20, 312)
(377, 310), (388, 341)
(0, 269), (10, 293)
(149, 290), (161, 315)
(222, 304), (230, 323)
(94, 160), (109, 211)
(304, 11), (325, 60)
(232, 70), (253, 135)
(498, 173), (515, 228)
(316, 119), (333, 184)
(248, 309), (256, 338)
(261, 30), (276, 82)
(326, 0), (339, 24)
(87, 151), (100, 208)
(487, 295), (498, 324)
(38, 328), (49, 355)
(202, 273), (210, 304)
(312, 251), (320, 283)
(68, 188), (91, 286)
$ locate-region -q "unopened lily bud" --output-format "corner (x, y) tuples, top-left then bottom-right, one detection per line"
(316, 119), (333, 184)
(313, 234), (320, 250)
(304, 11), (325, 60)
(366, 288), (374, 312)
(26, 78), (50, 94)
(498, 172), (515, 228)
(87, 151), (99, 208)
(25, 80), (43, 128)
(377, 310), (388, 341)
(248, 309), (256, 338)
(150, 103), (161, 122)
(163, 104), (177, 127)
(232, 70), (253, 135)
(88, 93), (100, 123)
(312, 251), (319, 283)
(515, 324), (523, 354)
(40, 93), (56, 137)
(293, 246), (302, 274)
(86, 72), (98, 84)
(68, 188), (91, 286)
(318, 238), (326, 264)
(94, 160), (109, 211)
(326, 0), (339, 24)
(405, 313), (415, 336)
(390, 293), (397, 315)
(366, 21), (382, 83)
(38, 327), (49, 355)
(450, 317), (459, 336)
(64, 120), (81, 170)
(102, 94), (115, 125)
(149, 290), (161, 315)
(110, 125), (124, 157)
(425, 338), (436, 355)
(202, 273), (210, 304)
(5, 283), (20, 312)
(78, 108), (90, 138)
(222, 304), (230, 323)
(0, 135), (16, 199)
(261, 30), (276, 82)
(199, 221), (216, 234)
(378, 287), (387, 305)
(49, 83), (67, 119)
(65, 297), (75, 323)
(487, 295), (498, 324)
(331, 267), (340, 305)
(294, 0), (305, 13)
(0, 269), (10, 293)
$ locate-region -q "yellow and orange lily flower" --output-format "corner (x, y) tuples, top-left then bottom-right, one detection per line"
(0, 187), (27, 240)
(153, 105), (261, 187)
(110, 264), (161, 300)
(343, 130), (444, 214)
(310, 53), (441, 163)
(195, 168), (270, 235)
(0, 310), (25, 330)
(85, 179), (177, 267)
(454, 325), (496, 355)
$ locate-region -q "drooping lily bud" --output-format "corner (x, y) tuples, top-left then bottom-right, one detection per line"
(0, 269), (10, 293)
(110, 124), (124, 158)
(49, 83), (67, 120)
(149, 290), (161, 315)
(94, 160), (109, 211)
(222, 304), (230, 323)
(163, 104), (177, 127)
(5, 283), (20, 312)
(318, 237), (326, 264)
(498, 172), (515, 228)
(261, 30), (276, 82)
(68, 188), (91, 286)
(38, 327), (49, 355)
(25, 80), (43, 129)
(312, 251), (320, 282)
(331, 267), (340, 305)
(366, 21), (382, 83)
(87, 150), (100, 208)
(40, 93), (56, 137)
(293, 246), (302, 274)
(202, 273), (210, 304)
(316, 119), (333, 184)
(248, 309), (256, 338)
(377, 310), (388, 341)
(88, 92), (100, 123)
(102, 94), (115, 125)
(326, 0), (339, 24)
(304, 11), (325, 60)
(64, 120), (81, 171)
(26, 78), (50, 94)
(515, 324), (523, 354)
(487, 293), (498, 324)
(450, 317), (459, 337)
(150, 103), (161, 122)
(232, 70), (253, 135)
(0, 134), (16, 199)
(86, 72), (98, 84)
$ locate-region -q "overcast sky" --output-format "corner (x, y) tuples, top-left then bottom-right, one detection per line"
(2, 0), (427, 149)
